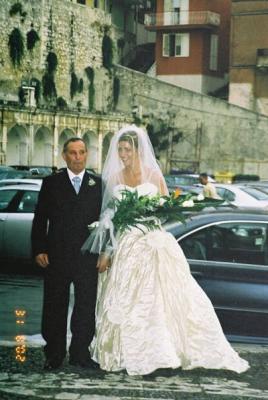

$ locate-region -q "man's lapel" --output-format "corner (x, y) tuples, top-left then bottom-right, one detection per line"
(61, 168), (77, 196)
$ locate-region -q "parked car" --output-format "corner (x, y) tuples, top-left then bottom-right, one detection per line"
(0, 184), (39, 261)
(215, 183), (268, 209)
(166, 208), (268, 343)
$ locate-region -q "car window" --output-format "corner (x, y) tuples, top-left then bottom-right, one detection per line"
(0, 190), (18, 211)
(224, 189), (235, 202)
(216, 188), (226, 199)
(17, 191), (39, 213)
(216, 188), (235, 202)
(241, 187), (268, 201)
(180, 222), (268, 265)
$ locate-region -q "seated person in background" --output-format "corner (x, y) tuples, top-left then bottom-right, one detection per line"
(199, 173), (220, 199)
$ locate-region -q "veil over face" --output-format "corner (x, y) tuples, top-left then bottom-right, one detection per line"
(82, 124), (168, 254)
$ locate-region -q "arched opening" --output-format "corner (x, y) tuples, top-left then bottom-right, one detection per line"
(102, 132), (114, 167)
(33, 126), (53, 166)
(82, 130), (98, 172)
(6, 124), (29, 166)
(57, 128), (75, 168)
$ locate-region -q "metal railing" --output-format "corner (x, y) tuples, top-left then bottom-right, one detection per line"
(145, 11), (220, 28)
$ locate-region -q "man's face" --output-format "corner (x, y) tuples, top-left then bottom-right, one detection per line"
(62, 140), (88, 174)
(199, 176), (207, 185)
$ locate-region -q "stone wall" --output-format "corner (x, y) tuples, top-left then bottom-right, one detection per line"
(115, 65), (268, 178)
(0, 0), (112, 110)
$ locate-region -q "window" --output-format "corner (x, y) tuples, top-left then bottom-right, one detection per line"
(163, 33), (189, 57)
(241, 187), (268, 201)
(18, 191), (39, 213)
(0, 190), (18, 211)
(210, 34), (218, 71)
(216, 188), (235, 202)
(180, 222), (268, 265)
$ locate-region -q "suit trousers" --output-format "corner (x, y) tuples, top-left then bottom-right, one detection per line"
(41, 255), (98, 361)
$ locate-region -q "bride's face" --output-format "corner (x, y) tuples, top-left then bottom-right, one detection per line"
(118, 140), (137, 168)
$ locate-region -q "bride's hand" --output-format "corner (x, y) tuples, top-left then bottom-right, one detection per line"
(97, 254), (111, 273)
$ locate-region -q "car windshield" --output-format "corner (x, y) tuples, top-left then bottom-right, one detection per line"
(241, 187), (268, 200)
(249, 186), (268, 195)
(165, 175), (198, 186)
(175, 176), (197, 185)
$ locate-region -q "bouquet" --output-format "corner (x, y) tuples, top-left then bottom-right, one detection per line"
(111, 189), (223, 234)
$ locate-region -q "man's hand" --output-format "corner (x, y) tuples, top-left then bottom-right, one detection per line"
(35, 253), (49, 268)
(97, 254), (110, 273)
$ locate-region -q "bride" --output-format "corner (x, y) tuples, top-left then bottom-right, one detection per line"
(84, 124), (249, 376)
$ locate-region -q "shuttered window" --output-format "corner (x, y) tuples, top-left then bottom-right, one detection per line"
(162, 33), (189, 57)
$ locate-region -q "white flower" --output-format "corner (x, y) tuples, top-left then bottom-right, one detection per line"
(182, 199), (195, 207)
(159, 198), (167, 206)
(197, 193), (205, 201)
(88, 178), (96, 186)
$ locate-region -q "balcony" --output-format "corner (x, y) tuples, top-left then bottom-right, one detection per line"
(256, 49), (268, 71)
(144, 11), (220, 31)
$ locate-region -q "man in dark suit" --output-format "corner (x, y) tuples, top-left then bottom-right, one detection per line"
(32, 137), (102, 370)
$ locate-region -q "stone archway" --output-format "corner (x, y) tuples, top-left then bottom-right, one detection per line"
(82, 130), (98, 172)
(57, 128), (75, 168)
(6, 124), (29, 166)
(102, 132), (114, 167)
(33, 126), (53, 166)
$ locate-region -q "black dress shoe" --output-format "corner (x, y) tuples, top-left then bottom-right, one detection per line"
(69, 356), (99, 369)
(44, 358), (63, 371)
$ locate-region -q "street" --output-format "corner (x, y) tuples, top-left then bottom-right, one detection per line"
(0, 273), (268, 400)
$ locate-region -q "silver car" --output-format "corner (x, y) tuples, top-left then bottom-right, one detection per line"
(0, 184), (40, 261)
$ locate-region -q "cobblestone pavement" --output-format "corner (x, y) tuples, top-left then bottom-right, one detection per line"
(0, 344), (268, 400)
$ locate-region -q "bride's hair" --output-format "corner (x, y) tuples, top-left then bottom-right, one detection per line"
(118, 132), (139, 149)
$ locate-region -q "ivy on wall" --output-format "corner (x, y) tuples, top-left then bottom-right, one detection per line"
(146, 120), (183, 155)
(42, 72), (57, 100)
(102, 33), (113, 72)
(78, 78), (84, 93)
(85, 66), (95, 111)
(56, 96), (67, 110)
(26, 29), (40, 51)
(42, 52), (58, 101)
(47, 52), (58, 74)
(9, 2), (27, 19)
(8, 28), (24, 67)
(18, 86), (26, 105)
(70, 72), (79, 99)
(113, 76), (120, 110)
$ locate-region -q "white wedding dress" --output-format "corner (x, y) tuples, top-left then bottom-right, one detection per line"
(90, 183), (249, 375)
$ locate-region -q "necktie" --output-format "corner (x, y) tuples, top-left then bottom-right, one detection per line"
(72, 176), (81, 194)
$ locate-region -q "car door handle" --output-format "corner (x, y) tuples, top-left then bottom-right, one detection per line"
(0, 218), (6, 221)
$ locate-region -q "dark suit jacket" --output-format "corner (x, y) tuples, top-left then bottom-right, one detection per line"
(31, 169), (102, 267)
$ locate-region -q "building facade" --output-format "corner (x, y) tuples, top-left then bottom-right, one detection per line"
(145, 0), (231, 94)
(0, 105), (130, 170)
(0, 0), (133, 169)
(229, 0), (268, 115)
